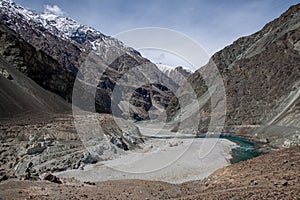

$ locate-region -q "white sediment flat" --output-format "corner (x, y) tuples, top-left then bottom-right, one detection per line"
(55, 130), (238, 183)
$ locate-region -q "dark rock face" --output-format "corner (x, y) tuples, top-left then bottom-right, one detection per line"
(130, 83), (175, 120)
(0, 0), (177, 120)
(174, 66), (192, 79)
(167, 4), (300, 145)
(0, 2), (81, 73)
(0, 54), (71, 118)
(0, 23), (76, 102)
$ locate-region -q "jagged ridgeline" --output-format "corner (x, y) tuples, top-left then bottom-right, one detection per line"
(0, 0), (178, 120)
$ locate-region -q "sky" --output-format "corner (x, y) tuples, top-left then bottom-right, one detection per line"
(13, 0), (300, 69)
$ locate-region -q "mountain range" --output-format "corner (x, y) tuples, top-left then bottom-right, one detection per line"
(0, 0), (178, 120)
(0, 0), (299, 194)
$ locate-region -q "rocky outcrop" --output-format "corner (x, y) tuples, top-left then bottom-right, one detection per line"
(0, 114), (144, 180)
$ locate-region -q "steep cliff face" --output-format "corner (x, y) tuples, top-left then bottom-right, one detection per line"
(190, 3), (300, 126)
(0, 0), (177, 119)
(167, 4), (300, 146)
(0, 22), (76, 101)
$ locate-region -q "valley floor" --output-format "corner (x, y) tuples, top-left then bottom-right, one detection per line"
(55, 137), (237, 184)
(54, 121), (237, 184)
(0, 146), (299, 199)
(1, 116), (299, 199)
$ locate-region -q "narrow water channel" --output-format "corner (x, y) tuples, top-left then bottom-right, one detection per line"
(222, 136), (263, 164)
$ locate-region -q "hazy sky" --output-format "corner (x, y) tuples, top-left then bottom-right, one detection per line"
(13, 0), (300, 69)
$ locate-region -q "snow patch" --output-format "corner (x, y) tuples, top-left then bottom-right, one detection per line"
(0, 0), (140, 60)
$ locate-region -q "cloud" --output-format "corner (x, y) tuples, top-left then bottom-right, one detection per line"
(154, 53), (165, 61)
(44, 5), (66, 16)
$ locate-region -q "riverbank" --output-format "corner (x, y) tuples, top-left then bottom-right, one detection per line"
(55, 137), (238, 184)
(221, 136), (267, 164)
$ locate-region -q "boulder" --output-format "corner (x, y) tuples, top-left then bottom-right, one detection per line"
(43, 173), (62, 184)
(26, 143), (46, 155)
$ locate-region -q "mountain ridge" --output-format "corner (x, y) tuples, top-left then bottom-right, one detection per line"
(167, 3), (300, 148)
(0, 0), (178, 120)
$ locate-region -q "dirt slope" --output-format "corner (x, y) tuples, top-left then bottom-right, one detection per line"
(0, 55), (70, 118)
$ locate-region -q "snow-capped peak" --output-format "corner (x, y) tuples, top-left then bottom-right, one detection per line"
(156, 63), (192, 85)
(157, 63), (191, 74)
(156, 63), (174, 73)
(0, 0), (104, 43)
(0, 0), (140, 59)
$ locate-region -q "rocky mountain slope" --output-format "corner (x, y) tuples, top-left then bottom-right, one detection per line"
(0, 21), (76, 103)
(167, 3), (300, 148)
(0, 0), (177, 119)
(0, 38), (145, 180)
(0, 0), (159, 180)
